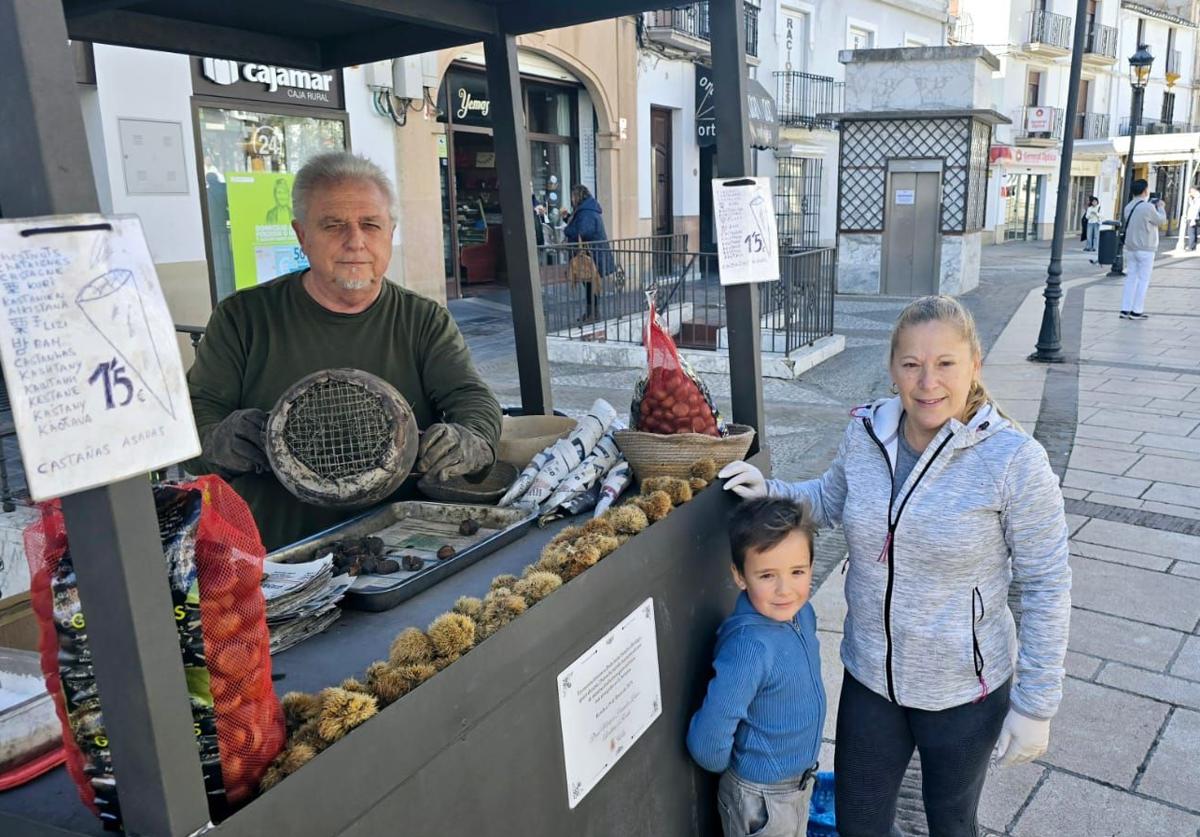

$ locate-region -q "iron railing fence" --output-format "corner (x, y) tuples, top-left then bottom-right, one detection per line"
(774, 71), (843, 129)
(1027, 10), (1072, 50)
(541, 243), (836, 356)
(1073, 112), (1110, 140)
(1119, 118), (1200, 136)
(1084, 23), (1118, 58)
(643, 2), (760, 56)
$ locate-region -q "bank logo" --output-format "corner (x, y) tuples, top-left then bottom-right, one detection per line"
(201, 58), (240, 86)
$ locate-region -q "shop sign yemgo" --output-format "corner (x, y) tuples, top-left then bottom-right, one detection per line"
(192, 57), (344, 109)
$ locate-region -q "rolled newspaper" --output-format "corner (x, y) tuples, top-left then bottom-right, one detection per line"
(593, 459), (632, 518)
(538, 434), (621, 514)
(497, 438), (572, 507)
(497, 398), (617, 508)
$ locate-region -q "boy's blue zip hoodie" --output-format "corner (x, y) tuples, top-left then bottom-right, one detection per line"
(686, 593), (826, 783)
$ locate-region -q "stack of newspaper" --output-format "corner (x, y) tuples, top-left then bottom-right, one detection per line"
(261, 555), (354, 654)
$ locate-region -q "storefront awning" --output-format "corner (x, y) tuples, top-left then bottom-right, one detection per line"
(695, 64), (779, 150)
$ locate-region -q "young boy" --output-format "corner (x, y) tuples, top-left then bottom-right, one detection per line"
(687, 498), (826, 837)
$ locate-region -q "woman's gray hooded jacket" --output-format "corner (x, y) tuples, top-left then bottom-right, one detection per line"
(768, 397), (1071, 720)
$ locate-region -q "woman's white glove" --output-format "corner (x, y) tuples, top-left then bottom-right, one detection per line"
(718, 461), (768, 500)
(992, 709), (1050, 767)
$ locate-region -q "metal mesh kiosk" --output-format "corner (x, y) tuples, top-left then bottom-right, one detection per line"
(0, 2), (769, 834)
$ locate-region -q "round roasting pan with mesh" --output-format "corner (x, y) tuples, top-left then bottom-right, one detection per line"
(265, 368), (418, 509)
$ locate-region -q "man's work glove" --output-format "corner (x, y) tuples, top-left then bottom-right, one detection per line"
(203, 408), (270, 480)
(992, 709), (1051, 767)
(719, 460), (768, 500)
(417, 422), (495, 483)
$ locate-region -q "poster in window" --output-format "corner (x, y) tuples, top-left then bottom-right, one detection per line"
(226, 172), (309, 290)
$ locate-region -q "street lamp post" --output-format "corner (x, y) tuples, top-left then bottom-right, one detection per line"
(1029, 0), (1090, 363)
(1108, 44), (1155, 277)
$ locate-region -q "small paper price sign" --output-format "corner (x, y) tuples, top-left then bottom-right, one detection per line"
(712, 176), (780, 286)
(0, 214), (200, 500)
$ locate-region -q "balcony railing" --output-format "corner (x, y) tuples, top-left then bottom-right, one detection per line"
(1073, 112), (1110, 140)
(1119, 117), (1200, 136)
(643, 3), (760, 57)
(1013, 105), (1065, 140)
(1026, 10), (1072, 50)
(1084, 23), (1118, 59)
(774, 72), (843, 130)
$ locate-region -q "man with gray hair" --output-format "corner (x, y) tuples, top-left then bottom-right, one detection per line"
(187, 151), (501, 549)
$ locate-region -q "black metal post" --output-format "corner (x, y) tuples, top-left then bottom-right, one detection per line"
(483, 32), (553, 415)
(1108, 85), (1144, 276)
(709, 0), (765, 447)
(1030, 0), (1089, 362)
(0, 1), (211, 834)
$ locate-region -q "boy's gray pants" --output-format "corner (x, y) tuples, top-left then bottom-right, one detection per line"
(717, 769), (815, 837)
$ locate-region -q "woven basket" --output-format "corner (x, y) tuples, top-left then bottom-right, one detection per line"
(614, 424), (755, 482)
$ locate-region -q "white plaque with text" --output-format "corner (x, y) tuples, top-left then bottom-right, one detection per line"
(558, 598), (662, 809)
(0, 214), (200, 501)
(712, 176), (780, 286)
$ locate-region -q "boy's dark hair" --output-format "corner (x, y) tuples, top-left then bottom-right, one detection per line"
(1132, 178), (1149, 197)
(728, 498), (816, 573)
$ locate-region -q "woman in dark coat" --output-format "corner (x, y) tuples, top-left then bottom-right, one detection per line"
(563, 184), (616, 320)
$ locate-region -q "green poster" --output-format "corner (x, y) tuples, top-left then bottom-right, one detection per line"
(226, 171), (309, 290)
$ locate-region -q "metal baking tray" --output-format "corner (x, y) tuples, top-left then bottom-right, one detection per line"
(267, 501), (536, 612)
(0, 648), (61, 775)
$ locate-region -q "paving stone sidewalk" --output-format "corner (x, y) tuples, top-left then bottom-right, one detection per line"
(811, 246), (1200, 837)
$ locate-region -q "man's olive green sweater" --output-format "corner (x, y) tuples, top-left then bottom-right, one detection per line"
(187, 272), (501, 550)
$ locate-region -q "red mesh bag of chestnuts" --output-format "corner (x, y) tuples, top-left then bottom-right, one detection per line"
(25, 475), (284, 828)
(630, 296), (727, 437)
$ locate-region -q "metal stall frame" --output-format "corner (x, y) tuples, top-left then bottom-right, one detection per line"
(0, 1), (767, 835)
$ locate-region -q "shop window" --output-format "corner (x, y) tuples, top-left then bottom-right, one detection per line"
(197, 106), (347, 301)
(527, 84), (573, 137)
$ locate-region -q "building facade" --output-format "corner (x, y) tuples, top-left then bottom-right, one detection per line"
(636, 1), (949, 255)
(72, 21), (639, 332)
(953, 0), (1199, 244)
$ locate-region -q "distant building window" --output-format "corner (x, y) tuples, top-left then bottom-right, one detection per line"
(849, 26), (874, 50)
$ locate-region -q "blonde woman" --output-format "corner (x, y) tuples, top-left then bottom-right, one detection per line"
(720, 296), (1070, 837)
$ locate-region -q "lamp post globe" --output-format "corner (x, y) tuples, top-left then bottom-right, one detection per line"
(1110, 44), (1154, 277)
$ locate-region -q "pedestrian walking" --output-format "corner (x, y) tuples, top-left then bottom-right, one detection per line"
(1184, 185), (1200, 252)
(1083, 196), (1101, 252)
(720, 296), (1072, 837)
(563, 184), (616, 322)
(1120, 179), (1168, 320)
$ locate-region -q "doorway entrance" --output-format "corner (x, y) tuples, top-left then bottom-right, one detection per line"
(882, 161), (942, 296)
(1004, 173), (1043, 241)
(651, 107), (673, 241)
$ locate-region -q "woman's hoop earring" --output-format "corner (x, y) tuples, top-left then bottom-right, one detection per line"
(890, 383), (899, 395)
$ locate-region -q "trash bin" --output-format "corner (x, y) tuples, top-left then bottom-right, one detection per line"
(1097, 223), (1119, 265)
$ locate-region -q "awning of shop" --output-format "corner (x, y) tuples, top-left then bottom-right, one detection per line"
(695, 64), (779, 150)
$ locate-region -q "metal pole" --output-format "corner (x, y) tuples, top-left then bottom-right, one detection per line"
(1030, 0), (1089, 362)
(483, 33), (553, 415)
(1109, 86), (1143, 276)
(709, 0), (765, 448)
(0, 1), (211, 834)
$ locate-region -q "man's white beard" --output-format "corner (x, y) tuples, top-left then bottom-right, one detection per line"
(335, 277), (373, 291)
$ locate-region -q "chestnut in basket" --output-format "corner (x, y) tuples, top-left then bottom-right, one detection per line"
(458, 518), (480, 536)
(377, 558), (401, 574)
(437, 545), (456, 561)
(401, 555), (425, 572)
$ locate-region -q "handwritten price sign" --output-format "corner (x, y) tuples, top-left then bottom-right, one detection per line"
(712, 176), (780, 286)
(0, 214), (199, 500)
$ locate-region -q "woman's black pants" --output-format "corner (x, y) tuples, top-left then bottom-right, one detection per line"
(834, 670), (1011, 837)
